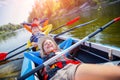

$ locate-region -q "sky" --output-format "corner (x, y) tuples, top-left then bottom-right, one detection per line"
(0, 0), (35, 26)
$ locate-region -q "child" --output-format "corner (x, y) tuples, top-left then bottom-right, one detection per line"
(23, 18), (52, 51)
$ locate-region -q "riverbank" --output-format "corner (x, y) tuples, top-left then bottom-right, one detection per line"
(49, 0), (120, 20)
(0, 23), (22, 35)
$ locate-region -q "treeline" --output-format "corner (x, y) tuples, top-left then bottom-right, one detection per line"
(28, 0), (99, 22)
(0, 23), (22, 34)
(28, 0), (117, 22)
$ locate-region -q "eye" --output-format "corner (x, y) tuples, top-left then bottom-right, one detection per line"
(49, 42), (51, 44)
(45, 43), (48, 45)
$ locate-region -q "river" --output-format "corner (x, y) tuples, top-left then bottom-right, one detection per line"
(0, 1), (120, 80)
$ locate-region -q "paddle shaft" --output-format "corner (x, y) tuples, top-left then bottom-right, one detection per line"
(50, 24), (65, 33)
(0, 48), (29, 62)
(0, 43), (27, 61)
(8, 43), (27, 54)
(54, 19), (97, 38)
(18, 17), (120, 80)
(50, 16), (80, 33)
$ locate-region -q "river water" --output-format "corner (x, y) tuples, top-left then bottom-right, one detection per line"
(0, 1), (120, 80)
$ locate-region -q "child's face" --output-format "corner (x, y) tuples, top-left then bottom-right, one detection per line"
(43, 39), (57, 54)
(32, 19), (39, 25)
(32, 27), (40, 35)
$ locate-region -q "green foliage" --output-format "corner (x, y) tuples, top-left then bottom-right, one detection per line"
(28, 0), (89, 21)
(0, 23), (22, 34)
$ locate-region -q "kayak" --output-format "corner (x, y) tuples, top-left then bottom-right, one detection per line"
(21, 35), (120, 80)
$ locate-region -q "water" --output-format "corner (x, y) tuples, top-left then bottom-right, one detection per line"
(0, 28), (31, 52)
(51, 1), (120, 48)
(0, 1), (120, 80)
(0, 29), (31, 80)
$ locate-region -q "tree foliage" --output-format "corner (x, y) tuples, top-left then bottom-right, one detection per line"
(0, 23), (22, 34)
(28, 0), (94, 21)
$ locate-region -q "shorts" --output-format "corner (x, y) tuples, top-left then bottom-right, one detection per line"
(50, 63), (79, 80)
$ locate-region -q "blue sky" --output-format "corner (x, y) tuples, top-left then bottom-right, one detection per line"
(0, 0), (35, 26)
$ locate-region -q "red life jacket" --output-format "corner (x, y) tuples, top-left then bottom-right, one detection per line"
(42, 59), (80, 80)
(31, 23), (39, 27)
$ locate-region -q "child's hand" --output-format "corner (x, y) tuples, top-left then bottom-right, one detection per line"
(31, 42), (38, 47)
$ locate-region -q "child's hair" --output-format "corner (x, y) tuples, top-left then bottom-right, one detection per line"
(38, 36), (60, 57)
(32, 18), (39, 21)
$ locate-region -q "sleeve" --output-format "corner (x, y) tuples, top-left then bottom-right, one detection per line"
(24, 52), (43, 65)
(43, 19), (49, 27)
(43, 24), (53, 35)
(59, 38), (73, 50)
(23, 24), (32, 33)
(40, 25), (48, 31)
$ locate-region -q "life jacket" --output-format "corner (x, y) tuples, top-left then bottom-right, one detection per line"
(41, 53), (80, 80)
(31, 23), (39, 28)
(30, 33), (45, 42)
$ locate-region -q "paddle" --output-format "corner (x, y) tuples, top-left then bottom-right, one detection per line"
(0, 52), (7, 61)
(0, 48), (30, 63)
(0, 43), (27, 60)
(18, 17), (120, 80)
(54, 19), (97, 38)
(0, 19), (96, 62)
(0, 16), (80, 61)
(50, 16), (80, 33)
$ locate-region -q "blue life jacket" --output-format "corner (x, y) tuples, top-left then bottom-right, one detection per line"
(30, 33), (45, 42)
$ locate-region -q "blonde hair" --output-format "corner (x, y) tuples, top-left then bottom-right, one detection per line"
(38, 36), (60, 57)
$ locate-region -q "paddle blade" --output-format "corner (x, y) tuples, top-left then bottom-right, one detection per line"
(23, 24), (32, 33)
(114, 17), (120, 22)
(66, 16), (80, 26)
(0, 52), (7, 61)
(43, 20), (49, 27)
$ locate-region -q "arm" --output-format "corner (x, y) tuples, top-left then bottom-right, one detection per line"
(24, 52), (43, 65)
(43, 24), (53, 35)
(75, 64), (120, 80)
(43, 19), (49, 26)
(23, 24), (32, 33)
(59, 38), (73, 50)
(40, 26), (47, 32)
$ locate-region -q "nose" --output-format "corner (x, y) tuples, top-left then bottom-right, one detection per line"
(47, 42), (51, 46)
(45, 42), (49, 46)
